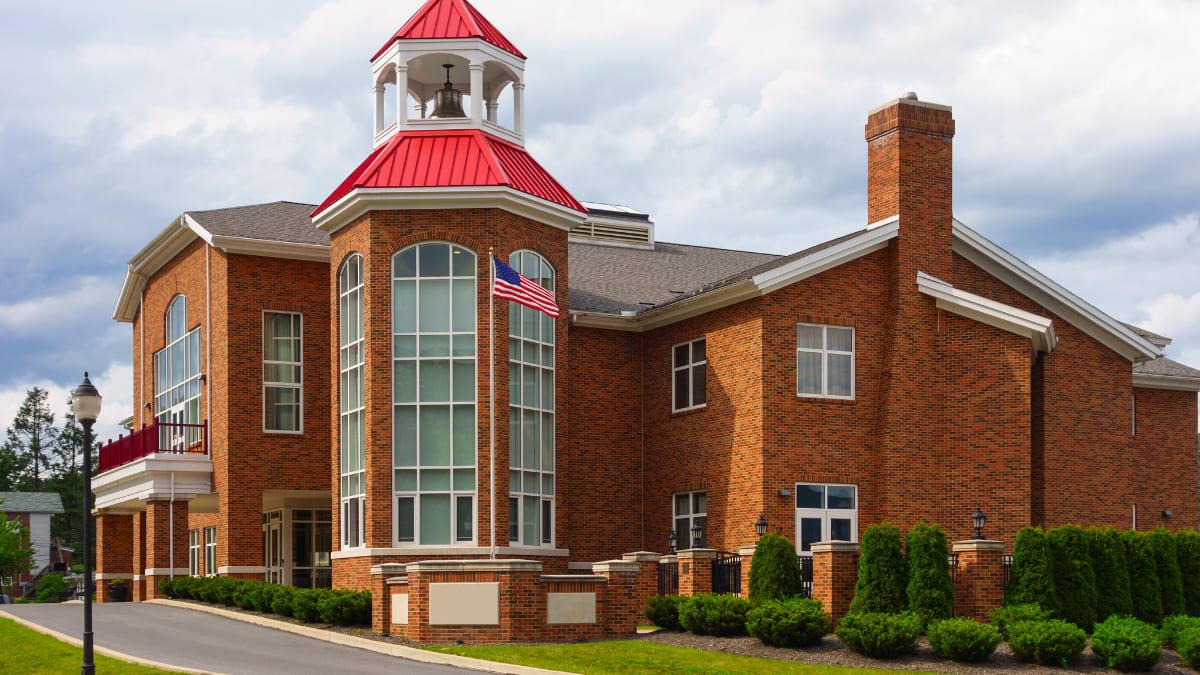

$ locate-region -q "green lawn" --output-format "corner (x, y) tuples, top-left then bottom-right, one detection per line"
(0, 617), (184, 674)
(429, 640), (942, 674)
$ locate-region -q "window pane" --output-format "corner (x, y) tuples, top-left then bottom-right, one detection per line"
(394, 406), (417, 465)
(510, 470), (521, 492)
(828, 354), (852, 397)
(393, 248), (417, 278)
(453, 334), (475, 357)
(509, 497), (519, 540)
(694, 339), (705, 362)
(674, 344), (689, 367)
(541, 312), (554, 344)
(541, 413), (554, 471)
(394, 335), (417, 358)
(419, 279), (450, 332)
(674, 369), (689, 410)
(456, 496), (473, 541)
(797, 324), (823, 349)
(419, 494), (451, 545)
(674, 494), (690, 517)
(453, 469), (475, 491)
(508, 408), (520, 463)
(419, 406), (451, 465)
(796, 484), (824, 509)
(393, 280), (416, 333)
(692, 516), (706, 547)
(543, 474), (554, 496)
(419, 243), (450, 277)
(522, 410), (539, 469)
(522, 495), (539, 547)
(452, 405), (474, 465)
(451, 246), (474, 276)
(420, 335), (450, 357)
(524, 341), (540, 365)
(693, 492), (706, 514)
(524, 472), (540, 495)
(396, 497), (415, 542)
(452, 360), (474, 403)
(421, 469), (450, 491)
(692, 366), (706, 406)
(452, 279), (474, 332)
(797, 351), (822, 395)
(542, 345), (554, 367)
(509, 363), (520, 405)
(523, 365), (538, 408)
(522, 305), (538, 340)
(676, 518), (690, 549)
(541, 500), (552, 544)
(393, 361), (416, 403)
(541, 370), (554, 410)
(830, 518), (853, 542)
(799, 517), (822, 552)
(394, 469), (417, 491)
(827, 327), (853, 352)
(419, 360), (450, 402)
(827, 485), (856, 509)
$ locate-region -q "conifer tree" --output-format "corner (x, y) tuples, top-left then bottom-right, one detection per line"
(1048, 524), (1098, 631)
(849, 522), (907, 615)
(1087, 526), (1133, 622)
(905, 523), (954, 627)
(1175, 529), (1200, 617)
(748, 531), (806, 602)
(1007, 526), (1058, 613)
(1149, 527), (1186, 617)
(1127, 531), (1163, 625)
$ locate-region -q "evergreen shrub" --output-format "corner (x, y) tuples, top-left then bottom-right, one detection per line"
(905, 523), (953, 628)
(989, 603), (1052, 640)
(1087, 526), (1134, 622)
(926, 617), (1002, 662)
(1007, 619), (1087, 667)
(1175, 530), (1200, 617)
(745, 597), (829, 647)
(1047, 524), (1098, 631)
(34, 573), (69, 603)
(1149, 527), (1186, 618)
(834, 611), (922, 658)
(1090, 615), (1161, 672)
(317, 590), (371, 626)
(748, 532), (806, 602)
(645, 595), (686, 631)
(1160, 615), (1200, 648)
(1007, 526), (1058, 613)
(678, 594), (750, 637)
(270, 585), (298, 617)
(1177, 627), (1200, 669)
(849, 523), (907, 615)
(290, 588), (323, 622)
(1127, 531), (1164, 625)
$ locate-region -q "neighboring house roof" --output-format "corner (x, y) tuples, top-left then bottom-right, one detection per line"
(372, 0), (525, 62)
(312, 130), (584, 217)
(0, 492), (65, 515)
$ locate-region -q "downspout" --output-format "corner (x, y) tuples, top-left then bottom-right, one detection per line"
(205, 244), (212, 438)
(169, 472), (175, 578)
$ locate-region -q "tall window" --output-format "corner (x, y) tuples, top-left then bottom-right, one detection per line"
(795, 483), (857, 555)
(672, 337), (707, 411)
(673, 491), (707, 550)
(796, 324), (854, 399)
(154, 295), (202, 450)
(188, 530), (200, 576)
(507, 251), (556, 547)
(204, 526), (217, 576)
(339, 255), (365, 548)
(393, 243), (477, 546)
(264, 312), (302, 432)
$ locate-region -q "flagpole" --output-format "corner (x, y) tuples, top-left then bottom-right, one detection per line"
(488, 249), (496, 560)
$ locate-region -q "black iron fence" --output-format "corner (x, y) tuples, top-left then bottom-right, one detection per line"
(658, 559), (678, 596)
(712, 552), (741, 595)
(1002, 553), (1013, 596)
(799, 555), (814, 598)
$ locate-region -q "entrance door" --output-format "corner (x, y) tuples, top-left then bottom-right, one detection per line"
(794, 483), (858, 556)
(263, 510), (285, 584)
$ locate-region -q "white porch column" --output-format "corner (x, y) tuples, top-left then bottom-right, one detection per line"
(469, 63), (484, 124)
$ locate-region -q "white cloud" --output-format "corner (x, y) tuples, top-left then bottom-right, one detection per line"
(0, 276), (122, 334)
(0, 361), (131, 449)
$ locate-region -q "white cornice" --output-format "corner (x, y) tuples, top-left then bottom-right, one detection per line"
(1132, 373), (1200, 392)
(753, 221), (898, 294)
(917, 272), (1057, 353)
(312, 186), (587, 236)
(952, 221), (1160, 362)
(208, 236), (329, 262)
(113, 216), (197, 322)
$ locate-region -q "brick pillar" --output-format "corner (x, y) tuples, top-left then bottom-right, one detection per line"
(95, 512), (134, 603)
(677, 549), (718, 596)
(812, 541), (859, 627)
(132, 511), (147, 601)
(403, 559), (544, 644)
(143, 500), (189, 600)
(594, 560), (640, 637)
(369, 563), (406, 635)
(621, 551), (661, 616)
(952, 539), (1005, 621)
(738, 545), (756, 599)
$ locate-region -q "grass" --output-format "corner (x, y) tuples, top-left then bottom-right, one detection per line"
(0, 617), (185, 674)
(429, 640), (942, 674)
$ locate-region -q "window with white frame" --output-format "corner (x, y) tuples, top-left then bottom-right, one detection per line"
(673, 491), (707, 550)
(796, 324), (854, 399)
(204, 526), (217, 576)
(154, 295), (202, 450)
(188, 529), (200, 576)
(794, 483), (857, 555)
(264, 312), (302, 432)
(339, 254), (365, 548)
(507, 250), (556, 547)
(392, 243), (477, 546)
(672, 337), (707, 412)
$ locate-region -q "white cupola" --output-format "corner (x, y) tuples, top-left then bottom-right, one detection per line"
(370, 0), (527, 147)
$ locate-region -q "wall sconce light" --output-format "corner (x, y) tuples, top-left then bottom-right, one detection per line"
(667, 530), (677, 554)
(755, 514), (768, 539)
(690, 521), (704, 550)
(971, 506), (987, 540)
(199, 373), (207, 383)
(777, 488), (792, 497)
(1163, 510), (1173, 518)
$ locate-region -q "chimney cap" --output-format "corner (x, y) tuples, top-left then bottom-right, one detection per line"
(902, 91), (918, 101)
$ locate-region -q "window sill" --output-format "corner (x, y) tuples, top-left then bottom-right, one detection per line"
(795, 395), (856, 403)
(672, 405), (707, 417)
(263, 429), (305, 436)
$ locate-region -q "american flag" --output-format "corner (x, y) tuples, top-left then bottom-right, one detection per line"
(493, 256), (559, 318)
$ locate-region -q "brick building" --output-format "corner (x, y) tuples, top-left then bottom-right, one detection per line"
(93, 0), (1199, 600)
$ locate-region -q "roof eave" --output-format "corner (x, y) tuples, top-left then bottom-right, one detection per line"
(208, 235), (330, 263)
(917, 272), (1057, 353)
(1132, 373), (1200, 392)
(112, 216), (199, 322)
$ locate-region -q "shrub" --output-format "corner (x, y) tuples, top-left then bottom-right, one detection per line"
(678, 594), (750, 637)
(290, 588), (324, 623)
(745, 597), (829, 647)
(1007, 619), (1087, 666)
(989, 603), (1053, 641)
(157, 578), (177, 598)
(835, 611), (921, 658)
(645, 594), (687, 631)
(1087, 526), (1134, 622)
(1127, 531), (1164, 625)
(905, 523), (953, 628)
(1047, 524), (1098, 632)
(1176, 530), (1200, 617)
(1149, 527), (1186, 618)
(926, 617), (1002, 662)
(271, 585), (297, 617)
(317, 590), (371, 626)
(232, 581), (259, 610)
(748, 532), (806, 603)
(1007, 526), (1058, 614)
(1177, 626), (1200, 669)
(1160, 614), (1200, 648)
(34, 574), (69, 603)
(849, 523), (907, 615)
(1091, 615), (1161, 671)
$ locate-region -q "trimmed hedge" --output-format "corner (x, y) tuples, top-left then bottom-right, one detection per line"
(1177, 626), (1200, 669)
(748, 532), (806, 603)
(1160, 615), (1200, 649)
(1087, 526), (1134, 623)
(1176, 530), (1200, 617)
(1127, 531), (1164, 626)
(158, 576), (370, 626)
(1090, 615), (1161, 672)
(1007, 619), (1087, 667)
(835, 611), (922, 659)
(678, 594), (750, 637)
(745, 597), (829, 647)
(849, 523), (907, 615)
(1047, 524), (1097, 632)
(645, 594), (686, 631)
(926, 618), (1001, 663)
(989, 603), (1052, 641)
(905, 523), (953, 628)
(1007, 526), (1058, 614)
(1149, 527), (1186, 618)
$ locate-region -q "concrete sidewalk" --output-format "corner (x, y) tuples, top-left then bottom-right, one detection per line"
(2, 600), (566, 675)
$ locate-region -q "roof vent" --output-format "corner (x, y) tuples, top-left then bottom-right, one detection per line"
(902, 91), (918, 101)
(571, 202), (655, 249)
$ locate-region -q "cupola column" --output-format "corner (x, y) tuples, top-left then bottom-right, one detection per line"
(395, 61), (409, 127)
(486, 100), (499, 124)
(469, 63), (485, 124)
(373, 84), (386, 135)
(514, 83), (526, 138)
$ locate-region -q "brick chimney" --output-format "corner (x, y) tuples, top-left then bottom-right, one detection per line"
(865, 92), (955, 281)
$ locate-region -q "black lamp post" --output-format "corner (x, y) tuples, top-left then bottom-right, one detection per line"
(690, 521), (704, 550)
(971, 506), (987, 541)
(72, 373), (102, 675)
(667, 530), (677, 554)
(754, 514), (768, 539)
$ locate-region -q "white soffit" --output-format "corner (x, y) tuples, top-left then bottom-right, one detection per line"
(952, 221), (1159, 362)
(916, 272), (1057, 353)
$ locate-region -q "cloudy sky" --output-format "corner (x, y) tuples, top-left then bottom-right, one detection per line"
(2, 0), (1198, 441)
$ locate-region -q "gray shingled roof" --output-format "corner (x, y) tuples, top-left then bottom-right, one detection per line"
(187, 201), (328, 247)
(0, 492), (64, 514)
(567, 241), (779, 314)
(1134, 357), (1200, 379)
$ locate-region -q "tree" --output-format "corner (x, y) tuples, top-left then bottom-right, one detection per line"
(1007, 526), (1058, 613)
(0, 504), (35, 594)
(1087, 526), (1133, 623)
(1127, 531), (1163, 625)
(849, 522), (907, 615)
(46, 400), (85, 551)
(1149, 527), (1186, 617)
(1048, 524), (1098, 632)
(748, 532), (806, 602)
(906, 523), (954, 627)
(3, 387), (59, 491)
(1176, 529), (1200, 617)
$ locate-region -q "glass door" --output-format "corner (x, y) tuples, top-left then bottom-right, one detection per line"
(794, 483), (857, 556)
(263, 510), (284, 584)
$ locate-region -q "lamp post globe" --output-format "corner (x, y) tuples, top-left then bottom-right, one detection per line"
(971, 506), (987, 541)
(754, 514), (769, 539)
(690, 522), (704, 550)
(72, 372), (101, 675)
(667, 530), (677, 554)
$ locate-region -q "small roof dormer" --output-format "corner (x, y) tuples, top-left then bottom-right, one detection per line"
(370, 0), (527, 147)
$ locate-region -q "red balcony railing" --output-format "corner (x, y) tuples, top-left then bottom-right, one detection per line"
(97, 421), (209, 473)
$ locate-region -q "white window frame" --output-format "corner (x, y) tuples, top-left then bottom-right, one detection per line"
(203, 526), (217, 577)
(188, 529), (200, 577)
(339, 254), (366, 549)
(794, 482), (858, 557)
(154, 295), (203, 451)
(672, 490), (707, 550)
(796, 323), (855, 400)
(672, 337), (707, 412)
(263, 311), (303, 434)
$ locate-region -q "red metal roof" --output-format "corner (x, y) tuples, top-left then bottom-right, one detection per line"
(313, 129), (584, 216)
(372, 0), (525, 62)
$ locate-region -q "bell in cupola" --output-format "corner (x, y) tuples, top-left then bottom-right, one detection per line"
(429, 64), (466, 119)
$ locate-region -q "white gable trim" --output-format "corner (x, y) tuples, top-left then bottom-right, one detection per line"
(952, 221), (1159, 362)
(917, 272), (1057, 353)
(1132, 373), (1200, 392)
(753, 219), (898, 294)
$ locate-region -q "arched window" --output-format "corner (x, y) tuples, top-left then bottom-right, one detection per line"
(338, 255), (365, 548)
(392, 243), (477, 546)
(154, 295), (201, 451)
(506, 251), (555, 547)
